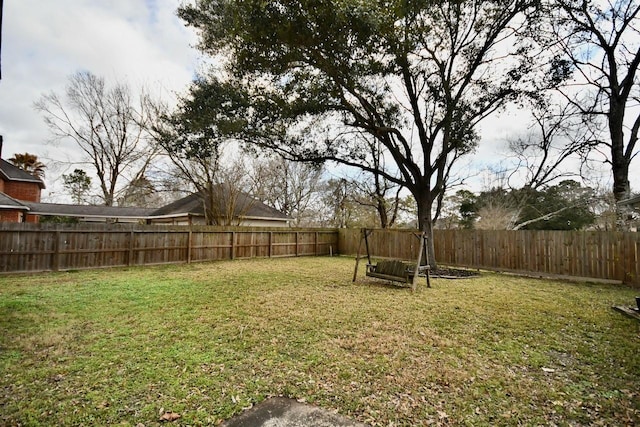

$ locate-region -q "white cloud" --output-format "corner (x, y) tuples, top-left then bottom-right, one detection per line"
(0, 0), (199, 200)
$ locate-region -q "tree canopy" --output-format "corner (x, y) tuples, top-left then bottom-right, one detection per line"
(35, 71), (156, 206)
(179, 0), (543, 265)
(449, 180), (596, 230)
(8, 153), (46, 179)
(151, 76), (252, 224)
(62, 169), (92, 204)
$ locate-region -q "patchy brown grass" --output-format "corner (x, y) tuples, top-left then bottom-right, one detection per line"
(0, 256), (638, 426)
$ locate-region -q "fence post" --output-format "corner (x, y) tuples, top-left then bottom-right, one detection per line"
(295, 231), (300, 256)
(251, 231), (255, 258)
(315, 231), (319, 255)
(231, 231), (236, 260)
(128, 230), (135, 266)
(187, 228), (192, 264)
(52, 230), (61, 272)
(268, 231), (273, 258)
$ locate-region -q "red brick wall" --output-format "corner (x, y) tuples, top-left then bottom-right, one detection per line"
(25, 213), (40, 223)
(3, 181), (41, 202)
(0, 210), (23, 222)
(0, 179), (4, 192)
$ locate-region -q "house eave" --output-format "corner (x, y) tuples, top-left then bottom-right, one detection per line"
(238, 215), (292, 222)
(146, 213), (204, 221)
(0, 204), (29, 211)
(0, 169), (46, 189)
(146, 213), (290, 223)
(30, 211), (150, 220)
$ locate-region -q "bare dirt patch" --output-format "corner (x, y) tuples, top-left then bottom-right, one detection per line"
(430, 267), (480, 278)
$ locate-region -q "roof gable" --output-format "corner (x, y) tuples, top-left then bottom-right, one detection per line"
(0, 159), (46, 189)
(0, 186), (290, 223)
(150, 188), (291, 221)
(0, 191), (30, 210)
(151, 192), (202, 217)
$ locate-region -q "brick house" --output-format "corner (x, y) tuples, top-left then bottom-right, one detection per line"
(0, 191), (31, 223)
(0, 144), (46, 223)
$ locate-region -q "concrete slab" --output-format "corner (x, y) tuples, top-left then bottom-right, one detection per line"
(221, 397), (370, 427)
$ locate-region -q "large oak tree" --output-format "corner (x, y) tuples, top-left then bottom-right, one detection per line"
(180, 0), (542, 265)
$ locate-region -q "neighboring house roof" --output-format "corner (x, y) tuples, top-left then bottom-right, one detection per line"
(0, 159), (46, 189)
(0, 192), (30, 210)
(150, 192), (204, 218)
(0, 186), (290, 224)
(149, 190), (292, 222)
(23, 202), (156, 220)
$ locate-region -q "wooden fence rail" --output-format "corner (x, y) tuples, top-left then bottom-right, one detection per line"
(339, 228), (640, 286)
(0, 224), (339, 274)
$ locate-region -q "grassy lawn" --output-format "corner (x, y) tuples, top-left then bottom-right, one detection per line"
(1, 257), (638, 426)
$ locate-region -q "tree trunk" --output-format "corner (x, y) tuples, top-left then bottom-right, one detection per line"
(415, 189), (437, 270)
(203, 182), (216, 225)
(609, 100), (632, 230)
(377, 196), (389, 229)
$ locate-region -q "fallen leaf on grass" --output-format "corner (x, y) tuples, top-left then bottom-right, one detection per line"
(501, 411), (513, 419)
(95, 401), (109, 409)
(159, 412), (181, 422)
(541, 367), (555, 373)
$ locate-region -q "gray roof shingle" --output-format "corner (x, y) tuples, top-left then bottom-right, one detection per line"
(23, 202), (156, 219)
(150, 189), (291, 220)
(0, 192), (29, 210)
(0, 159), (46, 188)
(0, 186), (289, 222)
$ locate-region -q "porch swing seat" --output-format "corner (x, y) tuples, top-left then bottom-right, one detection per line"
(366, 259), (429, 284)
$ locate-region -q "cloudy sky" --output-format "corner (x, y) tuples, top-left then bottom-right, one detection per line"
(0, 1), (621, 202)
(0, 0), (203, 200)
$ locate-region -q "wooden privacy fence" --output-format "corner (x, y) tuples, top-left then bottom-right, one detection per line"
(340, 228), (640, 286)
(0, 224), (338, 274)
(3, 224), (639, 285)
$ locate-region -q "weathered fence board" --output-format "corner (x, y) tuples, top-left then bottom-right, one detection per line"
(340, 228), (640, 286)
(0, 224), (338, 274)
